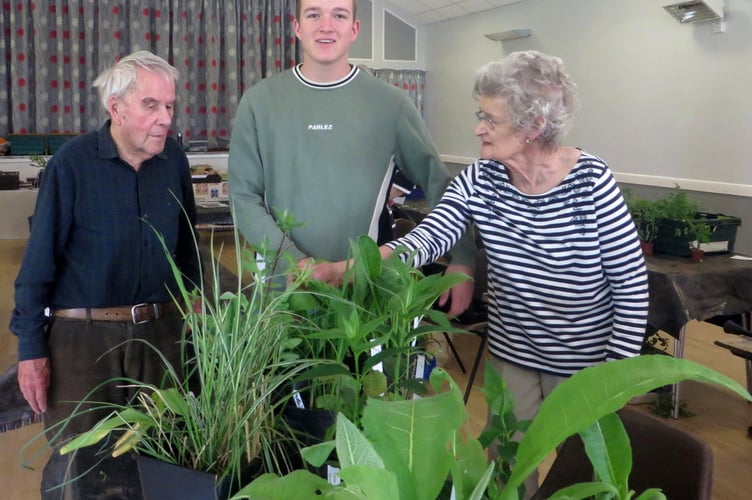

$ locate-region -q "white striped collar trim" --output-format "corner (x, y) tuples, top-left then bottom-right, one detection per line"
(293, 64), (359, 89)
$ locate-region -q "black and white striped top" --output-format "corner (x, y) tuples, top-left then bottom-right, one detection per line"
(386, 151), (649, 376)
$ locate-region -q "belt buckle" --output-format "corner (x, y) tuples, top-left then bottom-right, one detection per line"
(131, 303), (159, 325)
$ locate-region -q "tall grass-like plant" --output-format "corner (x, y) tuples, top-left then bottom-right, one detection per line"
(41, 221), (327, 492)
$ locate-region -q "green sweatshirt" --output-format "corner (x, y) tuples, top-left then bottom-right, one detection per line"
(228, 65), (474, 267)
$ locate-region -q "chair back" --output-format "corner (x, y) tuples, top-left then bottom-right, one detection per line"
(534, 406), (713, 500)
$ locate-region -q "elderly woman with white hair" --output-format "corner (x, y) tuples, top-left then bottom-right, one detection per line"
(307, 50), (648, 486)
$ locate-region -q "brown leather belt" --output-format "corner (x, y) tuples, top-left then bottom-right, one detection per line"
(52, 302), (178, 325)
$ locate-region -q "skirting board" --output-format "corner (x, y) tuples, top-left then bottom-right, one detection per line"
(440, 155), (752, 198)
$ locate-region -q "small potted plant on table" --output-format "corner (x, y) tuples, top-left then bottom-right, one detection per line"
(29, 153), (47, 188)
(687, 220), (712, 262)
(626, 195), (659, 256)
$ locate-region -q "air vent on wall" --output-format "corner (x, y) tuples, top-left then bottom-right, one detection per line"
(664, 0), (725, 23)
(484, 29), (532, 42)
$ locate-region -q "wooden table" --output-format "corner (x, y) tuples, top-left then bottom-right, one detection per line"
(646, 253), (752, 417)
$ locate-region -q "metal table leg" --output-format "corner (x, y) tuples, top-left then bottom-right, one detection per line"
(743, 313), (752, 393)
(671, 325), (687, 419)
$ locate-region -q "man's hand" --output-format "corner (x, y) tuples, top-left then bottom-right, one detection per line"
(295, 257), (346, 287)
(438, 264), (475, 317)
(295, 247), (395, 287)
(18, 357), (50, 414)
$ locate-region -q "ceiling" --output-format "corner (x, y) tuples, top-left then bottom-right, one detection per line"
(388, 0), (526, 25)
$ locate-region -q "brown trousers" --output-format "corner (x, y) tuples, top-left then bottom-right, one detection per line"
(41, 313), (185, 500)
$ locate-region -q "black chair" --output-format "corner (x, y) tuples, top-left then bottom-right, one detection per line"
(534, 406), (714, 500)
(446, 248), (488, 404)
(714, 319), (752, 437)
(423, 245), (489, 403)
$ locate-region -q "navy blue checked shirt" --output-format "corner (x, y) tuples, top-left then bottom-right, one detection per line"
(10, 121), (201, 361)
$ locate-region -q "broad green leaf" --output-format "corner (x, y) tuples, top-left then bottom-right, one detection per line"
(634, 488), (667, 500)
(335, 413), (385, 470)
(116, 407), (156, 427)
(301, 441), (336, 468)
(59, 411), (141, 454)
(59, 426), (114, 455)
(153, 388), (190, 416)
(501, 356), (752, 498)
(449, 435), (490, 500)
(580, 412), (631, 492)
(230, 470), (334, 499)
(361, 371), (388, 398)
(546, 481), (620, 499)
(286, 290), (321, 312)
(468, 463), (496, 500)
(337, 464), (400, 499)
(360, 368), (466, 500)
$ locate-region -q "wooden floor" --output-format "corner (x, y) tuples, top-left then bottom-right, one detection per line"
(1, 237), (751, 499)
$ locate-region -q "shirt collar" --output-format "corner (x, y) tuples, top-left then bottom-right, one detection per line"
(292, 64), (359, 89)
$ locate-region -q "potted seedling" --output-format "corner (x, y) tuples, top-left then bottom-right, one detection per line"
(625, 193), (659, 256)
(687, 220), (712, 262)
(282, 235), (468, 462)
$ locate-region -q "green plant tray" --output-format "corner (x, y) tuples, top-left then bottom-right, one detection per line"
(7, 134), (47, 155)
(47, 134), (76, 154)
(654, 212), (741, 257)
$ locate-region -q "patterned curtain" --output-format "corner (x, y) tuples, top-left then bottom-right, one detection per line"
(371, 68), (426, 117)
(0, 0), (298, 149)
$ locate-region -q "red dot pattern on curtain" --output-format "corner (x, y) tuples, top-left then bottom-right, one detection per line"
(1, 2), (428, 144)
(1, 0), (299, 149)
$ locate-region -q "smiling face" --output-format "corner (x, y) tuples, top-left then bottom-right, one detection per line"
(294, 0), (359, 80)
(109, 68), (175, 169)
(475, 95), (527, 162)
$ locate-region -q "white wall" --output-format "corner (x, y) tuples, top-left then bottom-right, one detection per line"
(424, 0), (752, 195)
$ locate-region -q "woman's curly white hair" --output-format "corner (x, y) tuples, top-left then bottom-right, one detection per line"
(473, 50), (580, 151)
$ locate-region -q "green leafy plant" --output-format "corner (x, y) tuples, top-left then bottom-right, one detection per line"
(232, 355), (752, 500)
(687, 219), (712, 248)
(653, 186), (700, 223)
(625, 195), (659, 243)
(29, 153), (48, 188)
(653, 186), (712, 249)
(29, 153), (48, 170)
(632, 185), (727, 257)
(286, 235), (469, 426)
